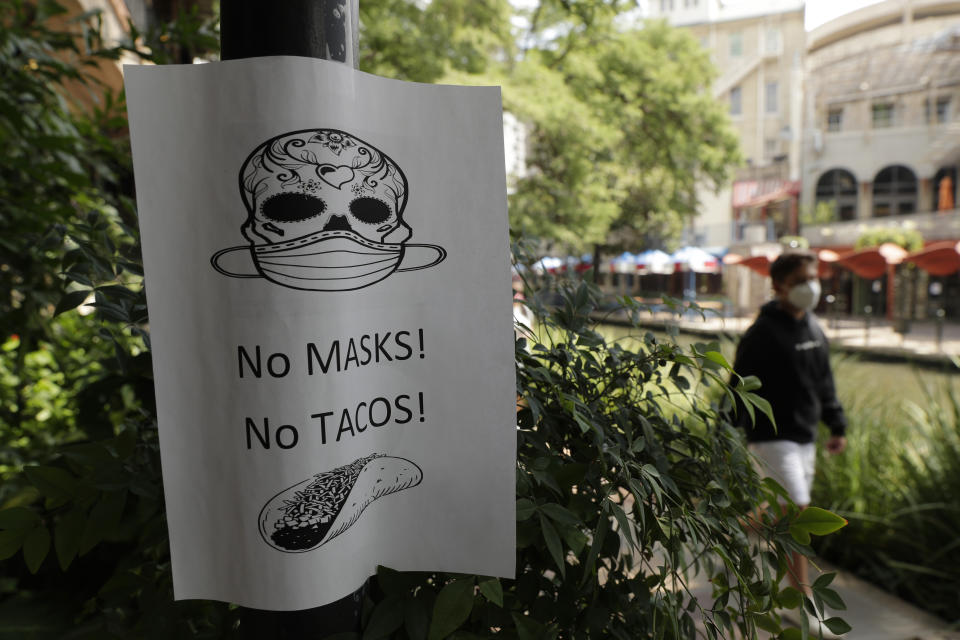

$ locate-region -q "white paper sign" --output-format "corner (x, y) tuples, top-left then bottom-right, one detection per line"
(124, 57), (515, 611)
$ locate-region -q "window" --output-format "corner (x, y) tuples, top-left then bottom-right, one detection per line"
(729, 32), (742, 57)
(873, 165), (917, 216)
(730, 86), (742, 116)
(815, 169), (858, 221)
(925, 96), (951, 124)
(766, 28), (781, 54)
(764, 138), (778, 158)
(765, 82), (778, 114)
(872, 102), (895, 128)
(827, 108), (843, 132)
(659, 0), (675, 11)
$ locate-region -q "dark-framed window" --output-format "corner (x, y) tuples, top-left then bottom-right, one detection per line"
(827, 108), (843, 132)
(873, 165), (917, 217)
(730, 86), (742, 116)
(815, 168), (858, 221)
(872, 102), (895, 128)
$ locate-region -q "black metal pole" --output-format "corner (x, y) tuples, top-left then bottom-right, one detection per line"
(221, 0), (358, 66)
(220, 3), (366, 637)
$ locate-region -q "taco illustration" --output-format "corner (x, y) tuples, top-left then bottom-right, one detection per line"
(258, 453), (423, 553)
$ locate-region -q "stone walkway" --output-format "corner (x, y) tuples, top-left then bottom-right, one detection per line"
(679, 556), (959, 639)
(618, 310), (960, 365)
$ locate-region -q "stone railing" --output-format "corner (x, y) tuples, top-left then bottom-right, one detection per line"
(802, 209), (960, 247)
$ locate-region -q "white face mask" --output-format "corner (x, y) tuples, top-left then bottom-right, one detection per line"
(787, 279), (821, 312)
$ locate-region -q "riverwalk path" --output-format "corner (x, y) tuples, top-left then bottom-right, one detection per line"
(608, 309), (960, 366)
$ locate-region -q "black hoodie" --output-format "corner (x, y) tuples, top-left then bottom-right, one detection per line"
(732, 300), (847, 444)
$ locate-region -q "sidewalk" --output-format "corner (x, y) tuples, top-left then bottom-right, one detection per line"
(809, 560), (960, 640)
(610, 309), (960, 365)
(682, 557), (959, 639)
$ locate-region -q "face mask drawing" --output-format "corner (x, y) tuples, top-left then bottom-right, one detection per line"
(787, 279), (821, 312)
(211, 129), (446, 291)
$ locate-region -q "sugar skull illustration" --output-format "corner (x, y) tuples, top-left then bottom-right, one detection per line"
(211, 129), (446, 291)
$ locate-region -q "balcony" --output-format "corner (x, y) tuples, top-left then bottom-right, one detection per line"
(802, 209), (960, 248)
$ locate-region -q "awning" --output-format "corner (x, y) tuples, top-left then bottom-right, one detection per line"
(904, 241), (960, 276)
(724, 249), (838, 278)
(732, 179), (801, 209)
(833, 243), (906, 280)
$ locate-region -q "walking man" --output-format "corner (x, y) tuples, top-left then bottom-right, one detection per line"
(732, 251), (848, 617)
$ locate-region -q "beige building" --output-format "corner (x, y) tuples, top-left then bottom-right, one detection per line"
(646, 0), (806, 249)
(800, 0), (960, 317)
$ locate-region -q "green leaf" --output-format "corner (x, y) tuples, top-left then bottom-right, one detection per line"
(539, 513), (566, 578)
(777, 586), (803, 610)
(516, 498), (536, 521)
(23, 466), (77, 506)
(561, 525), (588, 555)
(427, 578), (475, 640)
(363, 595), (404, 640)
(779, 628), (803, 640)
(79, 490), (126, 555)
(478, 577), (503, 607)
(0, 530), (27, 561)
(823, 617), (852, 635)
(789, 508), (848, 544)
(0, 507), (40, 531)
(539, 503), (579, 525)
(23, 526), (51, 574)
(703, 350), (732, 370)
(54, 509), (85, 571)
(376, 566), (419, 597)
(403, 596), (430, 640)
(755, 613), (781, 634)
(512, 613), (546, 640)
(811, 572), (835, 589)
(54, 289), (91, 316)
(813, 587), (846, 611)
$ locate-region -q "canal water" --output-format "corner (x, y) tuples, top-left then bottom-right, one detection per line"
(597, 323), (960, 408)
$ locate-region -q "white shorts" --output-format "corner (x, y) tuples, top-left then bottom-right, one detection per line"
(748, 441), (816, 506)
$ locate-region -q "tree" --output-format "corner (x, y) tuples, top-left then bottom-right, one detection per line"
(509, 19), (742, 253)
(360, 1), (742, 254)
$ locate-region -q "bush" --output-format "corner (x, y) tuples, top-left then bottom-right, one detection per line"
(348, 276), (849, 640)
(812, 372), (960, 623)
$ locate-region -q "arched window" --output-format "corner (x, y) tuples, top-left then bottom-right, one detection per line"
(873, 165), (917, 217)
(815, 169), (858, 221)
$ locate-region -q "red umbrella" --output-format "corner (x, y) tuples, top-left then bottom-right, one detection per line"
(834, 243), (906, 280)
(905, 241), (960, 276)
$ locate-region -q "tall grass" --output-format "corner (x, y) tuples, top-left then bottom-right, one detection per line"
(812, 357), (960, 623)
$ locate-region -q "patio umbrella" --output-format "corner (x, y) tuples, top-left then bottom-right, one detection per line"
(636, 249), (675, 275)
(671, 246), (720, 274)
(905, 241), (960, 276)
(834, 243), (906, 280)
(611, 251), (638, 274)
